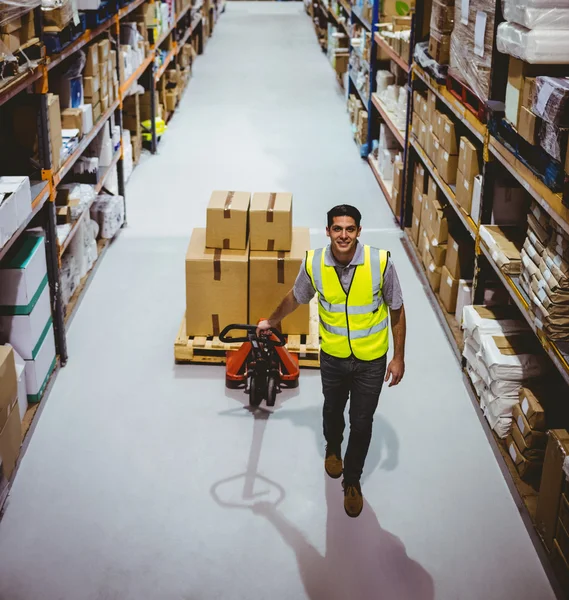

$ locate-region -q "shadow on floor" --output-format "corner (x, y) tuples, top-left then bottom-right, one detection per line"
(210, 402), (431, 599)
(252, 475), (435, 600)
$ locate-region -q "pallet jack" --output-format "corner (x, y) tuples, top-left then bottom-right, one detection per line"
(219, 324), (300, 407)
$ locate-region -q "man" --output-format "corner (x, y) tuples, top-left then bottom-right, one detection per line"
(257, 204), (406, 518)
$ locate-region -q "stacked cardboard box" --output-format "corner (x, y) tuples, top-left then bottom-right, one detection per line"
(0, 234), (57, 405)
(428, 0), (454, 65)
(0, 346), (23, 482)
(0, 176), (32, 249)
(185, 192), (311, 338)
(0, 10), (36, 55)
(536, 429), (569, 571)
(455, 137), (481, 218)
(440, 231), (474, 314)
(249, 193), (310, 334)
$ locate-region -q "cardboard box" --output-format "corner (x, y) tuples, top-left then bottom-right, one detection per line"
(428, 32), (450, 64)
(100, 75), (108, 99)
(0, 235), (47, 311)
(0, 346), (17, 431)
(78, 104), (93, 134)
(420, 228), (431, 270)
(511, 417), (545, 462)
(426, 177), (440, 204)
(419, 121), (427, 149)
(411, 214), (421, 247)
(0, 398), (21, 480)
(100, 94), (109, 112)
(458, 138), (480, 181)
(412, 187), (423, 220)
(445, 232), (474, 280)
(0, 192), (18, 251)
(536, 430), (569, 551)
(412, 111), (422, 139)
(440, 115), (458, 155)
(519, 386), (546, 431)
(438, 149), (458, 185)
(426, 260), (442, 293)
(85, 44), (99, 77)
(84, 88), (100, 108)
(12, 346), (27, 423)
(507, 434), (543, 482)
(20, 11), (35, 43)
(456, 169), (473, 214)
(420, 94), (429, 123)
(0, 280), (51, 360)
(83, 75), (100, 97)
(471, 175), (483, 224)
(98, 39), (110, 64)
(250, 192), (292, 252)
(249, 228), (310, 334)
(206, 191), (250, 250)
(427, 200), (448, 244)
(414, 163), (426, 193)
(505, 82), (522, 127)
(0, 176), (32, 233)
(92, 102), (101, 122)
(185, 228), (248, 337)
(61, 108), (84, 136)
(427, 90), (436, 123)
(99, 60), (108, 81)
(24, 322), (55, 403)
(0, 16), (21, 34)
(512, 403), (548, 450)
(522, 77), (536, 110)
(518, 107), (538, 145)
(552, 539), (569, 595)
(433, 137), (441, 170)
(1, 31), (20, 53)
(421, 191), (432, 227)
(393, 161), (404, 195)
(166, 90), (177, 112)
(439, 266), (459, 313)
(426, 130), (437, 162)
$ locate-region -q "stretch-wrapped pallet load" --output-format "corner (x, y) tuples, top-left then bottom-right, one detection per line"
(503, 0), (569, 30)
(449, 0), (497, 102)
(519, 202), (569, 343)
(462, 305), (551, 446)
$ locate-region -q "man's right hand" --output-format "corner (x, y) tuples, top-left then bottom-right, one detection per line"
(256, 319), (272, 338)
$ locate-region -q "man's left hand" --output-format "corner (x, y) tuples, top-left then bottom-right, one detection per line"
(385, 357), (405, 387)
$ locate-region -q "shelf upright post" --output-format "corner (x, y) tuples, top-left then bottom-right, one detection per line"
(37, 93), (68, 365)
(366, 0), (380, 152)
(113, 14), (127, 223)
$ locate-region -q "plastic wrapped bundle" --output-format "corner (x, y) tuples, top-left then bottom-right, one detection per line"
(430, 0), (455, 33)
(503, 0), (569, 29)
(539, 121), (569, 161)
(69, 218), (87, 279)
(497, 21), (569, 63)
(84, 219), (98, 272)
(532, 77), (569, 126)
(375, 70), (394, 94)
(90, 195), (124, 239)
(60, 251), (80, 306)
(0, 1), (40, 28)
(449, 0), (497, 102)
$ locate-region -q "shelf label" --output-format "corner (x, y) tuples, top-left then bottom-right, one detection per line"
(474, 11), (488, 58)
(461, 0), (470, 25)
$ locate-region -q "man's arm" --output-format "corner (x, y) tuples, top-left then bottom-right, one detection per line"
(385, 305), (406, 387)
(259, 289), (300, 330)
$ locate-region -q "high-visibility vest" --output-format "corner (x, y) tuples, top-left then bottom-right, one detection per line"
(306, 245), (389, 360)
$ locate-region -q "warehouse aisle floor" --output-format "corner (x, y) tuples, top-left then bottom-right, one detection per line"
(0, 4), (558, 600)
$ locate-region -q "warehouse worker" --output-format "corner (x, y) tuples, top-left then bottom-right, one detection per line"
(257, 204), (406, 518)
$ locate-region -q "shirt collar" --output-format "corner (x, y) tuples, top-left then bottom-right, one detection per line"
(324, 241), (364, 267)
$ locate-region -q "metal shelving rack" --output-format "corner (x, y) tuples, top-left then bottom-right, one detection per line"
(0, 0), (214, 501)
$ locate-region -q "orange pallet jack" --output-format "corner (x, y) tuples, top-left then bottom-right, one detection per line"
(219, 324), (300, 407)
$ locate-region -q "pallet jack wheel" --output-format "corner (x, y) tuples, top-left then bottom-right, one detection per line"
(249, 376), (263, 407)
(266, 376), (278, 407)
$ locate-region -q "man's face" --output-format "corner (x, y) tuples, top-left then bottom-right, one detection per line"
(326, 216), (361, 257)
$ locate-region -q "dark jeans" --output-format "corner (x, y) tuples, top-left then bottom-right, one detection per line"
(320, 350), (387, 484)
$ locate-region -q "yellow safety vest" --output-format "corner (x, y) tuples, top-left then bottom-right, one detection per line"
(306, 245), (389, 361)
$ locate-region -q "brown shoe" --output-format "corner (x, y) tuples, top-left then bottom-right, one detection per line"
(324, 445), (343, 479)
(342, 480), (363, 518)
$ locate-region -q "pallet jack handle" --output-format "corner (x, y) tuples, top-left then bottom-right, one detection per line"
(219, 324), (287, 347)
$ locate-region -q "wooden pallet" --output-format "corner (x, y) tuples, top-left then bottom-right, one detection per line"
(174, 313), (321, 368)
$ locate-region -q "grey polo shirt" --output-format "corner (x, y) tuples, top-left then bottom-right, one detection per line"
(293, 242), (404, 309)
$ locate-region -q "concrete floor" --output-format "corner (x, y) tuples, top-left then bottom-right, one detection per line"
(0, 3), (558, 599)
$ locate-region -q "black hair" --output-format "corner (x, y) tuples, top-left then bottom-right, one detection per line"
(327, 204), (362, 228)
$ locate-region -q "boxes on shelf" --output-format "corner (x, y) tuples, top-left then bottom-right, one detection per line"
(205, 191), (250, 250)
(0, 345), (21, 481)
(0, 176), (32, 249)
(537, 430), (569, 551)
(390, 160), (403, 217)
(438, 148), (458, 185)
(249, 228), (310, 334)
(250, 192), (292, 252)
(185, 228), (248, 337)
(445, 232), (474, 280)
(426, 260), (442, 292)
(439, 265), (459, 313)
(429, 29), (451, 65)
(507, 434), (543, 482)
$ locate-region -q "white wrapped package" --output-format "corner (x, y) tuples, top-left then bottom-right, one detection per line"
(90, 195), (125, 239)
(60, 252), (80, 306)
(462, 336), (480, 367)
(485, 388), (522, 418)
(462, 305), (530, 345)
(483, 404), (513, 439)
(504, 0), (569, 29)
(478, 332), (550, 381)
(376, 70), (395, 93)
(69, 218), (87, 279)
(497, 21), (569, 63)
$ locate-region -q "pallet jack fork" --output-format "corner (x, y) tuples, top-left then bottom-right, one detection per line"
(219, 323), (300, 407)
